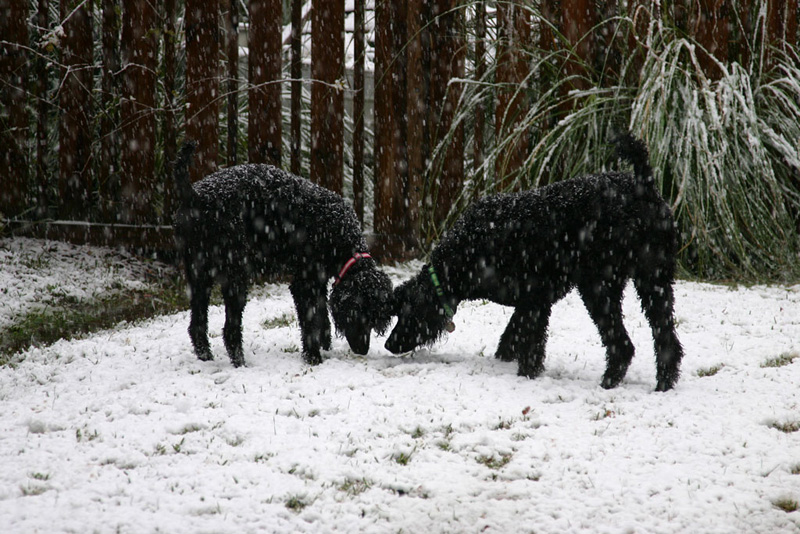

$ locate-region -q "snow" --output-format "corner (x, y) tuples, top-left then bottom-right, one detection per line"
(1, 238), (799, 533)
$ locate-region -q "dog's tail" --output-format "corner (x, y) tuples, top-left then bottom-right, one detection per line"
(614, 133), (653, 185)
(173, 140), (197, 208)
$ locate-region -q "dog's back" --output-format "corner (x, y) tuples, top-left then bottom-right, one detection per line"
(433, 139), (677, 302)
(174, 150), (367, 279)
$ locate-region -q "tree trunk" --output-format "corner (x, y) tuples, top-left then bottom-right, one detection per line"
(186, 0), (220, 182)
(310, 0), (345, 193)
(248, 0), (282, 167)
(58, 0), (94, 220)
(353, 0), (366, 223)
(0, 0), (29, 218)
(290, 0), (303, 176)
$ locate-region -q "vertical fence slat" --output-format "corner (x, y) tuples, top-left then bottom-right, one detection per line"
(290, 0), (303, 176)
(430, 0), (465, 226)
(226, 0), (239, 166)
(472, 0), (486, 195)
(34, 0), (48, 218)
(405, 0), (427, 252)
(186, 0), (220, 182)
(120, 0), (157, 224)
(162, 0), (178, 220)
(494, 1), (530, 191)
(248, 0), (282, 167)
(353, 0), (366, 224)
(99, 0), (120, 221)
(58, 0), (93, 220)
(0, 0), (29, 218)
(373, 0), (403, 257)
(310, 0), (345, 193)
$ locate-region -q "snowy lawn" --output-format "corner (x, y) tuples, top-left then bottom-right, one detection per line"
(1, 238), (799, 533)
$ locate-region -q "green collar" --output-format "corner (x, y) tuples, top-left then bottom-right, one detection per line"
(428, 265), (456, 332)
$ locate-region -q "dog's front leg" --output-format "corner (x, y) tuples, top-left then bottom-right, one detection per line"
(496, 306), (551, 379)
(290, 280), (331, 365)
(221, 278), (248, 367)
(188, 279), (214, 362)
(578, 281), (634, 389)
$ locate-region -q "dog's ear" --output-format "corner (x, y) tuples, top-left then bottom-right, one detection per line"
(331, 267), (394, 334)
(369, 269), (395, 333)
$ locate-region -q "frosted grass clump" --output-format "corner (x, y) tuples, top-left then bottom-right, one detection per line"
(632, 31), (800, 280)
(427, 7), (800, 281)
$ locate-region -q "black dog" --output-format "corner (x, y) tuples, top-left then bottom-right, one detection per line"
(386, 135), (684, 391)
(173, 141), (393, 367)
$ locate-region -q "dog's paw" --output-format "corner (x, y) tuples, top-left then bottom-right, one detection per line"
(600, 375), (623, 389)
(517, 362), (544, 379)
(655, 378), (675, 392)
(304, 352), (323, 366)
(495, 349), (517, 362)
(197, 350), (214, 362)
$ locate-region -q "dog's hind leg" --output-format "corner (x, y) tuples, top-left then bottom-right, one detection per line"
(188, 277), (214, 362)
(578, 280), (634, 389)
(221, 278), (248, 367)
(497, 306), (552, 379)
(290, 280), (332, 365)
(634, 275), (683, 391)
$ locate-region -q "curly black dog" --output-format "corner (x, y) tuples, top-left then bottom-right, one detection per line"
(173, 141), (393, 367)
(386, 134), (684, 391)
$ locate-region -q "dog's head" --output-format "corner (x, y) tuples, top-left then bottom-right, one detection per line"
(385, 266), (457, 354)
(330, 267), (393, 355)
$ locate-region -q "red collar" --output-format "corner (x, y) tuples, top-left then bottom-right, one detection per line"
(333, 253), (372, 286)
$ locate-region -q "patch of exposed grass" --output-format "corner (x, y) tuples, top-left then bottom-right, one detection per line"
(20, 482), (49, 497)
(761, 353), (798, 369)
(476, 453), (513, 470)
(262, 313), (295, 329)
(769, 421), (800, 434)
(493, 418), (514, 431)
(338, 477), (372, 496)
(392, 449), (415, 466)
(697, 364), (724, 377)
(0, 273), (189, 364)
(772, 497), (799, 513)
(285, 495), (309, 512)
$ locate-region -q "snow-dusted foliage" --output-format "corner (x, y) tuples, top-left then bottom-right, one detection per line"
(632, 25), (800, 280)
(429, 4), (800, 281)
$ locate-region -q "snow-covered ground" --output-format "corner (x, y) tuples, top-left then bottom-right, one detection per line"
(1, 238), (799, 533)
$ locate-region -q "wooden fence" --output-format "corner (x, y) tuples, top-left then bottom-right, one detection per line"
(1, 0), (798, 259)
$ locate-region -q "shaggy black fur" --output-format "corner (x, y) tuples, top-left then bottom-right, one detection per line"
(173, 141), (393, 367)
(386, 135), (684, 392)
